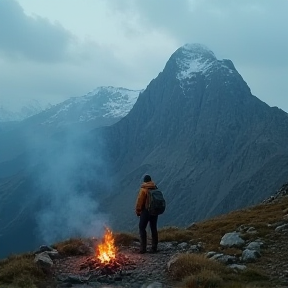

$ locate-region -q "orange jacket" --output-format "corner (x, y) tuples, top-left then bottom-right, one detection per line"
(135, 181), (157, 215)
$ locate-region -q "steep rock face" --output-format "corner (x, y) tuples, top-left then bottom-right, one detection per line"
(1, 44), (288, 258)
(99, 44), (288, 230)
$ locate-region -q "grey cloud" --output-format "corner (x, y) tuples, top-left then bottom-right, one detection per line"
(0, 42), (145, 109)
(108, 0), (288, 68)
(0, 0), (74, 62)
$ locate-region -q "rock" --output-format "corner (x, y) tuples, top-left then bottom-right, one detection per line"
(141, 282), (163, 288)
(246, 227), (257, 234)
(167, 253), (180, 271)
(158, 242), (174, 250)
(177, 242), (188, 249)
(206, 251), (217, 258)
(228, 264), (247, 271)
(220, 232), (245, 248)
(35, 245), (59, 259)
(189, 245), (199, 252)
(46, 249), (60, 259)
(246, 241), (262, 253)
(275, 223), (288, 232)
(69, 275), (90, 283)
(57, 283), (72, 288)
(38, 245), (54, 252)
(269, 221), (286, 228)
(237, 224), (249, 232)
(241, 249), (261, 263)
(34, 252), (53, 269)
(210, 253), (238, 264)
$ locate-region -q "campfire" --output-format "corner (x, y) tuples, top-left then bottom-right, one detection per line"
(78, 227), (136, 278)
(96, 227), (116, 263)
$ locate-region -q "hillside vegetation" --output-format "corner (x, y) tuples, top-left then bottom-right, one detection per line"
(1, 186), (288, 288)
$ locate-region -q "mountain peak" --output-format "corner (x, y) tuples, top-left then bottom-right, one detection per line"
(181, 43), (215, 55)
(173, 43), (217, 80)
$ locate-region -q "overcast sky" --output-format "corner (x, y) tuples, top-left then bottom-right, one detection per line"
(0, 0), (287, 112)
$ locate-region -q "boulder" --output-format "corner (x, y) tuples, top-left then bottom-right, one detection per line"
(220, 232), (245, 248)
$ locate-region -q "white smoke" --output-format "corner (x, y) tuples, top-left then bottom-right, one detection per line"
(30, 126), (110, 244)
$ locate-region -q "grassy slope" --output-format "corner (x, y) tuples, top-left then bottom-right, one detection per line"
(1, 195), (287, 288)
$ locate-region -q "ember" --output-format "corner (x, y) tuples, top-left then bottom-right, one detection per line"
(80, 253), (135, 276)
(53, 229), (136, 283)
(96, 227), (116, 263)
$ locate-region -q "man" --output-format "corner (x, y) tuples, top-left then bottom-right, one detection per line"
(135, 174), (158, 254)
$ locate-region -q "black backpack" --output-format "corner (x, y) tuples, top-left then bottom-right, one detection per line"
(147, 188), (166, 216)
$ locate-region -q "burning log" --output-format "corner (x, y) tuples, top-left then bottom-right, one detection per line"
(54, 227), (137, 285)
(77, 228), (136, 276)
(79, 252), (135, 275)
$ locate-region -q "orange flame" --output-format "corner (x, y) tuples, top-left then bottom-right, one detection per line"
(96, 227), (116, 263)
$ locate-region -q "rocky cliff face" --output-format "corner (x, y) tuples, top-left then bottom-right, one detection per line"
(99, 44), (288, 230)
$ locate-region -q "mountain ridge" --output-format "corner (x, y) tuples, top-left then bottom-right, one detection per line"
(98, 43), (288, 230)
(1, 43), (288, 260)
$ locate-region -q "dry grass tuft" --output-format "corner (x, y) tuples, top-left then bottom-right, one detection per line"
(159, 226), (194, 242)
(114, 232), (138, 246)
(0, 253), (47, 287)
(169, 253), (270, 288)
(169, 253), (225, 281)
(182, 269), (223, 288)
(237, 267), (269, 282)
(53, 238), (88, 256)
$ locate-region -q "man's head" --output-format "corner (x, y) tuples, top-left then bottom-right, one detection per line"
(143, 174), (151, 183)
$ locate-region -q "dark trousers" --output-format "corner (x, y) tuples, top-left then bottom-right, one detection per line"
(139, 209), (158, 251)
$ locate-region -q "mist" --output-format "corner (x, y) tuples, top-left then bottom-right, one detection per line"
(27, 125), (111, 244)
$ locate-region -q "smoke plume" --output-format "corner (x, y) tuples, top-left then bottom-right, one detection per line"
(30, 126), (110, 244)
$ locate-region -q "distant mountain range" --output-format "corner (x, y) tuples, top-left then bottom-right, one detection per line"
(0, 99), (52, 122)
(1, 43), (288, 259)
(0, 87), (141, 125)
(0, 86), (141, 167)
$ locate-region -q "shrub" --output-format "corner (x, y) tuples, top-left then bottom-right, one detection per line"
(53, 238), (88, 256)
(114, 232), (138, 246)
(183, 270), (223, 288)
(168, 253), (225, 281)
(0, 253), (46, 286)
(159, 226), (194, 242)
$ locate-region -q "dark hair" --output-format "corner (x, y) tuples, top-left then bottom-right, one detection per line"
(143, 174), (151, 182)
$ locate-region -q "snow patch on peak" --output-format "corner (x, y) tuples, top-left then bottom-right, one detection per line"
(182, 43), (215, 56)
(42, 86), (142, 126)
(176, 43), (217, 81)
(101, 87), (142, 118)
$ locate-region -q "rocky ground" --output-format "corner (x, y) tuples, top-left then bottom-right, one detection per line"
(254, 230), (288, 287)
(51, 232), (288, 288)
(37, 185), (288, 288)
(53, 242), (182, 288)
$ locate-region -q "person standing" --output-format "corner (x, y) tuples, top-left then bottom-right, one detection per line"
(135, 174), (158, 254)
